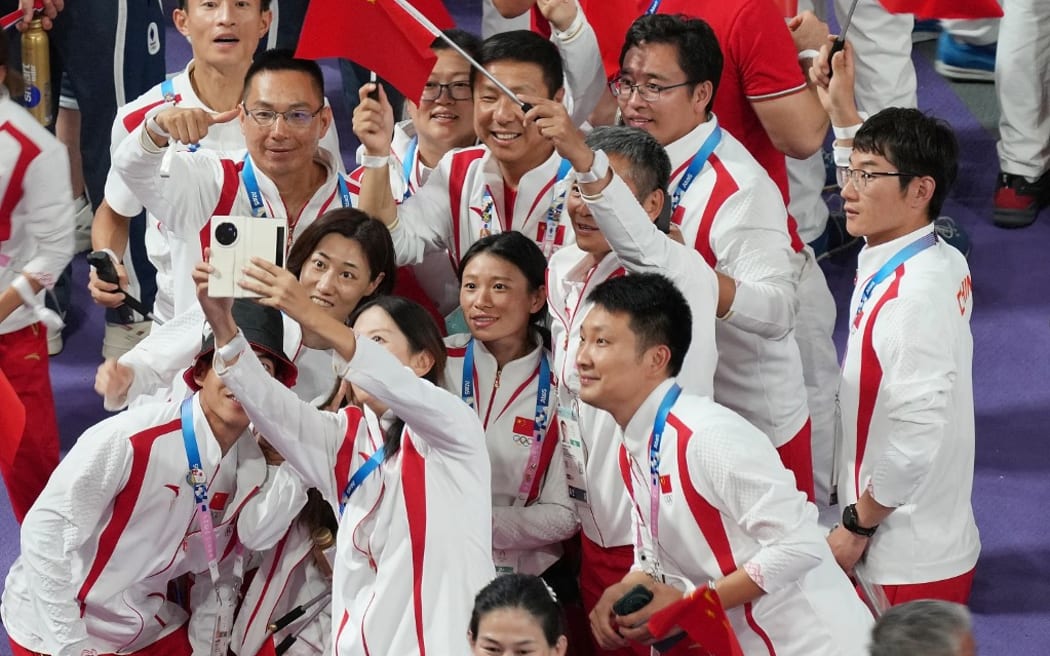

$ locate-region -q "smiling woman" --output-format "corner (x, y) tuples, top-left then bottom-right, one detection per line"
(444, 231), (579, 597)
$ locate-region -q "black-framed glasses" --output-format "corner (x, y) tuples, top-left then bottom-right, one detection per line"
(608, 77), (695, 102)
(420, 81), (473, 102)
(837, 167), (918, 192)
(242, 105), (323, 128)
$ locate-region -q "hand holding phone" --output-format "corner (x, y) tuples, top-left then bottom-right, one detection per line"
(612, 583), (687, 653)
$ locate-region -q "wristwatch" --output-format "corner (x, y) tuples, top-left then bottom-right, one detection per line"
(842, 503), (878, 537)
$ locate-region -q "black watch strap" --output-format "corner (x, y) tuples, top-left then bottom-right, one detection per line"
(842, 503), (878, 537)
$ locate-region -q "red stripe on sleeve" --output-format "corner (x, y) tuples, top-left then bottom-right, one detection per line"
(690, 155), (739, 268)
(77, 417), (181, 611)
(448, 149), (486, 264)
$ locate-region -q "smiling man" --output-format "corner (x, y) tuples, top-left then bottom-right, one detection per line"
(111, 49), (347, 312)
(612, 14), (815, 499)
(1, 301), (295, 656)
(353, 10), (605, 270)
(89, 0), (277, 356)
(574, 273), (872, 655)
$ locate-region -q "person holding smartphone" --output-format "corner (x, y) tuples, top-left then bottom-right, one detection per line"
(194, 259), (495, 655)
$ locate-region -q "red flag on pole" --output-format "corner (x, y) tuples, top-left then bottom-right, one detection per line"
(295, 0), (455, 103)
(647, 586), (744, 656)
(0, 369), (26, 467)
(876, 0), (1002, 19)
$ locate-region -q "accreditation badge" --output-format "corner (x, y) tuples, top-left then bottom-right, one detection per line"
(558, 403), (589, 506)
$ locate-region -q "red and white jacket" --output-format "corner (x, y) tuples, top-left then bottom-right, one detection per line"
(105, 63), (344, 321)
(444, 335), (578, 576)
(619, 380), (873, 655)
(217, 332), (494, 656)
(667, 117), (808, 446)
(112, 125), (346, 317)
(838, 224), (980, 584)
(0, 396), (267, 655)
(0, 88), (74, 334)
(385, 146), (576, 268)
(547, 172), (719, 547)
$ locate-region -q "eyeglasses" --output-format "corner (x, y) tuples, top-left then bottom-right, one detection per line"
(420, 81), (473, 102)
(837, 167), (918, 192)
(242, 105), (323, 128)
(608, 77), (694, 102)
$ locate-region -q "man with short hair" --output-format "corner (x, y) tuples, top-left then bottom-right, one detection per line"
(353, 20), (604, 268)
(112, 49), (347, 309)
(533, 116), (719, 655)
(90, 0), (279, 351)
(829, 107), (980, 605)
(871, 600), (976, 656)
(612, 13), (816, 498)
(577, 273), (872, 655)
(1, 301), (296, 656)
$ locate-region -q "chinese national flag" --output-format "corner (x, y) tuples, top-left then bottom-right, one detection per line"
(647, 586), (744, 656)
(0, 370), (26, 466)
(876, 0), (1002, 19)
(296, 0), (455, 103)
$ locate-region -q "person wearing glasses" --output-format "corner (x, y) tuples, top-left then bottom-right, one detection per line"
(611, 14), (815, 501)
(345, 29), (483, 324)
(112, 49), (347, 308)
(818, 46), (980, 606)
(353, 14), (605, 274)
(91, 2), (342, 356)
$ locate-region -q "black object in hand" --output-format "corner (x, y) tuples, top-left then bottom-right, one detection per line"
(611, 584), (687, 653)
(87, 251), (133, 323)
(827, 38), (845, 80)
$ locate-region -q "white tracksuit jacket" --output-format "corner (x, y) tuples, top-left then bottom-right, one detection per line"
(216, 331), (495, 655)
(619, 380), (873, 655)
(443, 335), (579, 575)
(838, 224), (980, 584)
(104, 62), (342, 321)
(666, 116), (809, 446)
(0, 87), (74, 334)
(1, 396), (266, 656)
(547, 171), (719, 547)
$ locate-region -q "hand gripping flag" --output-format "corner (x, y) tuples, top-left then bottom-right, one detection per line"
(296, 0), (455, 103)
(647, 585), (744, 656)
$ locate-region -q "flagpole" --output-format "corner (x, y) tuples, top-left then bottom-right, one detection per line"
(388, 0), (533, 112)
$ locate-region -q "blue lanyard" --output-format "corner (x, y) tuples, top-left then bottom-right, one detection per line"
(670, 127), (722, 212)
(461, 339), (552, 500)
(646, 0), (662, 14)
(461, 337), (478, 408)
(338, 446), (385, 517)
(542, 159), (573, 257)
(241, 154), (352, 218)
(852, 232), (937, 328)
(160, 78), (199, 152)
(647, 383), (682, 553)
(402, 136), (419, 200)
(180, 397), (221, 585)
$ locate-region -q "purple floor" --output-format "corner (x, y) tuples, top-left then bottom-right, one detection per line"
(2, 1), (1048, 652)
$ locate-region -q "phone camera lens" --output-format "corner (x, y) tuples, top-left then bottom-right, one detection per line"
(215, 222), (238, 247)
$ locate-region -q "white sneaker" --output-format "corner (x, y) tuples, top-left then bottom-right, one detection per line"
(102, 321), (153, 360)
(73, 196), (92, 254)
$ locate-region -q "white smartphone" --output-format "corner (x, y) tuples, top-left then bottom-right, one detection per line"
(208, 215), (288, 298)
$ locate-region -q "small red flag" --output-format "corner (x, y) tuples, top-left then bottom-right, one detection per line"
(876, 0), (1002, 19)
(0, 369), (26, 467)
(647, 586), (744, 656)
(296, 0), (455, 103)
(512, 416), (535, 437)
